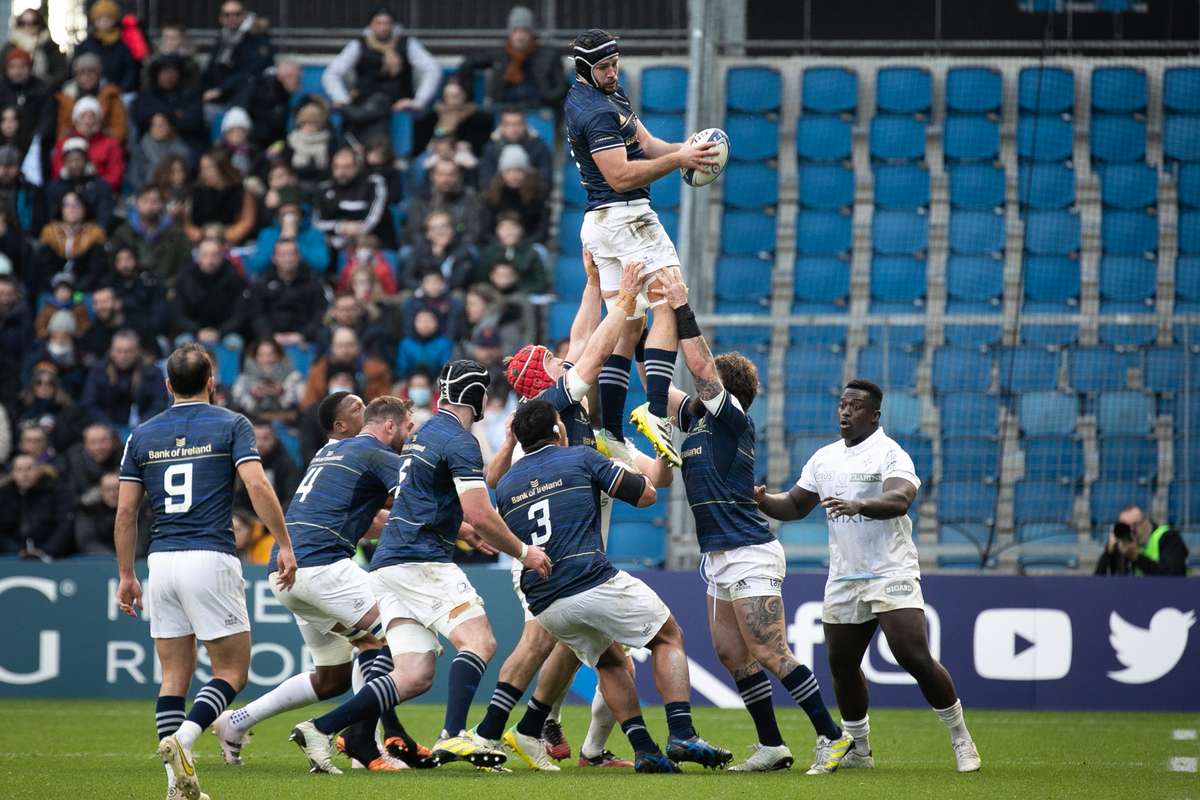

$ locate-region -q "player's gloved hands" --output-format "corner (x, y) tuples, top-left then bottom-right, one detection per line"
(275, 545), (298, 590)
(657, 268), (690, 309)
(582, 244), (600, 287)
(677, 135), (720, 172)
(117, 575), (143, 617)
(522, 545), (553, 579)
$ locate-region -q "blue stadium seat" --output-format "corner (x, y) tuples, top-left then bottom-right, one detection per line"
(1023, 436), (1084, 481)
(659, 210), (680, 241)
(1164, 115), (1200, 164)
(1101, 210), (1158, 255)
(790, 325), (848, 348)
(949, 164), (1005, 210)
(937, 524), (989, 569)
(945, 325), (1003, 347)
(1021, 324), (1079, 346)
(640, 65), (688, 113)
(726, 66), (781, 113)
(1100, 436), (1158, 481)
(723, 162), (779, 209)
(946, 255), (1004, 307)
(778, 521), (830, 568)
(390, 111), (413, 157)
(1098, 320), (1157, 347)
(1179, 164), (1200, 208)
(1018, 67), (1075, 115)
(873, 164), (930, 210)
(1180, 210), (1200, 254)
(1169, 481), (1200, 527)
(1099, 255), (1156, 304)
(1164, 67), (1200, 114)
(713, 326), (770, 351)
(946, 66), (1002, 114)
(786, 393), (838, 434)
(870, 116), (926, 162)
(870, 256), (926, 310)
(896, 435), (934, 484)
(949, 210), (1005, 255)
(639, 112), (685, 143)
(1014, 482), (1076, 524)
(558, 209), (585, 253)
(554, 256), (586, 298)
(715, 299), (770, 316)
(1025, 210), (1080, 255)
(725, 113), (779, 162)
(715, 256), (773, 304)
(1091, 66), (1146, 114)
(867, 325), (926, 350)
(785, 350), (846, 393)
(793, 256), (851, 306)
(1099, 163), (1157, 209)
(1091, 481), (1152, 525)
(872, 210), (928, 255)
(1018, 162), (1076, 209)
(942, 436), (1000, 481)
(1019, 392), (1078, 436)
(795, 210), (851, 255)
(1016, 523), (1079, 569)
(606, 522), (666, 568)
(1098, 390), (1154, 435)
(998, 346), (1060, 392)
(881, 392), (921, 436)
(943, 116), (999, 162)
(938, 482), (997, 524)
(561, 159), (586, 207)
(547, 301), (576, 341)
(1175, 255), (1200, 311)
(1144, 347), (1192, 393)
(803, 66), (858, 116)
(940, 393), (999, 435)
(856, 346), (920, 390)
(796, 116), (852, 162)
(299, 64), (326, 98)
(214, 344), (241, 388)
(1069, 348), (1135, 392)
(1023, 255), (1080, 306)
(1017, 115), (1074, 162)
(933, 347), (993, 392)
(524, 111), (555, 147)
(649, 170), (682, 209)
(877, 67), (932, 116)
(722, 209), (777, 255)
(282, 343), (310, 376)
(798, 164), (854, 210)
(1090, 115), (1146, 163)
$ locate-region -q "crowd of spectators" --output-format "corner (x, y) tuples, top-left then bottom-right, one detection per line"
(0, 3), (566, 562)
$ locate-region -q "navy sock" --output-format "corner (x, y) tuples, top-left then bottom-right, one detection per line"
(664, 700), (696, 740)
(515, 696), (552, 738)
(598, 354), (632, 441)
(643, 347), (675, 417)
(362, 646), (393, 682)
(443, 651), (487, 736)
(477, 681), (524, 741)
(315, 675), (401, 735)
(155, 695), (186, 741)
(782, 665), (841, 740)
(187, 678), (237, 732)
(736, 672), (784, 747)
(620, 715), (659, 754)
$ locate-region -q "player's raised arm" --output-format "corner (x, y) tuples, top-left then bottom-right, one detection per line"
(237, 459), (298, 588)
(592, 132), (717, 194)
(458, 485), (552, 578)
(570, 259), (643, 385)
(659, 270), (722, 401)
(563, 245), (605, 365)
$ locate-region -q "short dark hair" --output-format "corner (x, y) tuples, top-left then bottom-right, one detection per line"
(364, 395), (412, 425)
(844, 378), (884, 408)
(512, 398), (559, 451)
(317, 391), (352, 433)
(166, 343), (213, 397)
(135, 183), (162, 199)
(715, 353), (759, 412)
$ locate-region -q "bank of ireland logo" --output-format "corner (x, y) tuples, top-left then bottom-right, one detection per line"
(1108, 608), (1195, 685)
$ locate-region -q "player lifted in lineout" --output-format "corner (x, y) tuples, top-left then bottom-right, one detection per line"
(565, 27), (718, 467)
(115, 344), (298, 800)
(755, 381), (982, 773)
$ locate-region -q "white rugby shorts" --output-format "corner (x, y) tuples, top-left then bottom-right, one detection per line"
(147, 550), (249, 641)
(371, 562), (482, 653)
(581, 203), (681, 296)
(821, 576), (925, 625)
(535, 571), (670, 667)
(702, 540), (787, 602)
(270, 559), (376, 666)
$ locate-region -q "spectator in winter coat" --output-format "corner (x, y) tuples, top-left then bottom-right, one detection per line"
(0, 454), (74, 558)
(15, 363), (88, 451)
(74, 471), (131, 555)
(73, 1), (138, 93)
(474, 211), (548, 293)
(481, 145), (549, 243)
(24, 307), (87, 396)
(234, 60), (300, 148)
(284, 99), (335, 194)
(395, 307), (452, 380)
(75, 286), (125, 367)
(405, 157), (485, 245)
(0, 44), (56, 147)
(247, 198), (329, 277)
(455, 6), (568, 112)
(44, 138), (114, 230)
(126, 112), (191, 190)
(79, 329), (169, 428)
(51, 97), (124, 191)
(62, 421), (120, 501)
(216, 106), (263, 182)
(251, 237), (328, 344)
(132, 53), (205, 155)
(172, 237), (251, 347)
(231, 338), (304, 423)
(201, 1), (275, 108)
(34, 190), (108, 293)
(184, 148), (256, 244)
(399, 210), (476, 291)
(106, 246), (168, 344)
(335, 233), (398, 295)
(34, 273), (90, 340)
(300, 325), (391, 410)
(2, 8), (69, 92)
(54, 52), (127, 144)
(401, 268), (463, 341)
(109, 185), (192, 285)
(478, 109), (552, 187)
(0, 272), (33, 360)
(314, 147), (394, 251)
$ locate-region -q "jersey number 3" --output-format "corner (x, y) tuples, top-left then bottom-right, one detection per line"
(528, 498), (552, 545)
(163, 463), (193, 514)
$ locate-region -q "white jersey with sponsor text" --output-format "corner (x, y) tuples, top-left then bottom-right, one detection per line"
(797, 427), (922, 582)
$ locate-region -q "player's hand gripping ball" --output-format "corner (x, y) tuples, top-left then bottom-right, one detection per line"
(680, 127), (730, 187)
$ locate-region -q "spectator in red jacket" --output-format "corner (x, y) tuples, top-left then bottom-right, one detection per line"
(52, 96), (124, 191)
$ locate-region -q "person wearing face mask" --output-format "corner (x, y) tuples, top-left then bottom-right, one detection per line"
(403, 368), (435, 422)
(336, 233), (398, 295)
(34, 271), (90, 339)
(25, 308), (87, 396)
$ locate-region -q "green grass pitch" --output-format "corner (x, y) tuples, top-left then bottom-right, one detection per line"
(0, 700), (1195, 799)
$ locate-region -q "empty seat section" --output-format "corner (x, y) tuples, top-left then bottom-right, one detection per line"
(797, 117), (852, 162)
(1164, 115), (1200, 164)
(640, 65), (688, 113)
(1099, 255), (1156, 306)
(856, 346), (920, 390)
(1017, 116), (1073, 162)
(715, 256), (772, 308)
(938, 482), (998, 524)
(723, 162), (779, 209)
(793, 256), (851, 310)
(944, 116), (999, 162)
(1069, 348), (1135, 392)
(1018, 162), (1076, 209)
(1023, 255), (1080, 308)
(1019, 67), (1075, 114)
(946, 255), (1004, 311)
(940, 393), (1000, 435)
(1091, 66), (1146, 114)
(1091, 482), (1152, 526)
(870, 116), (926, 162)
(872, 210), (928, 255)
(949, 164), (1005, 210)
(726, 66), (781, 114)
(876, 66), (932, 116)
(933, 347), (993, 392)
(798, 164), (854, 210)
(1099, 437), (1158, 481)
(874, 164), (929, 209)
(1018, 391), (1077, 435)
(942, 436), (1000, 480)
(786, 393), (838, 435)
(785, 349), (847, 393)
(803, 66), (858, 117)
(870, 256), (926, 311)
(1097, 390), (1155, 435)
(725, 113), (779, 162)
(1101, 210), (1158, 255)
(1025, 210), (1081, 255)
(1023, 436), (1084, 481)
(1163, 66), (1200, 114)
(949, 210), (1005, 255)
(1014, 481), (1076, 523)
(946, 66), (1002, 115)
(1099, 163), (1157, 209)
(998, 346), (1060, 392)
(722, 210), (777, 255)
(796, 210), (851, 255)
(881, 392), (921, 436)
(1090, 114), (1147, 164)
(1017, 523), (1079, 569)
(1176, 255), (1200, 311)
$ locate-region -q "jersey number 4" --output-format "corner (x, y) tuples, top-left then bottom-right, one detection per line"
(528, 498), (552, 545)
(294, 466), (323, 503)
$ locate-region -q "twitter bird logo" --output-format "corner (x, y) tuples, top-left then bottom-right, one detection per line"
(1108, 608), (1195, 685)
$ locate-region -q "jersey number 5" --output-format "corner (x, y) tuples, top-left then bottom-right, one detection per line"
(163, 463), (193, 514)
(528, 498), (552, 545)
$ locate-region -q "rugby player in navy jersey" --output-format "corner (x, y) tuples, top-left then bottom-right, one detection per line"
(289, 360), (552, 774)
(656, 271), (854, 774)
(494, 399), (731, 773)
(115, 344), (298, 800)
(565, 28), (718, 467)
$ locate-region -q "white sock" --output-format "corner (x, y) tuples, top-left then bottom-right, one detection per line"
(933, 700), (970, 742)
(580, 687), (617, 759)
(175, 720), (202, 750)
(352, 658), (365, 693)
(841, 715), (870, 754)
(229, 672), (320, 734)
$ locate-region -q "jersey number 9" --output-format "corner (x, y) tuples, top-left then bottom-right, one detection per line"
(164, 463), (193, 514)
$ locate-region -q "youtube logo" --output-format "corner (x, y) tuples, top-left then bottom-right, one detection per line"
(973, 609), (1073, 681)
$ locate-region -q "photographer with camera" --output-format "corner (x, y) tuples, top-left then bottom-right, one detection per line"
(1095, 505), (1189, 576)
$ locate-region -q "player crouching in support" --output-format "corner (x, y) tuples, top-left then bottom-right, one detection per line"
(565, 28), (718, 466)
(496, 399), (732, 773)
(755, 380), (982, 773)
(655, 272), (853, 774)
(288, 360), (552, 774)
(114, 344), (299, 800)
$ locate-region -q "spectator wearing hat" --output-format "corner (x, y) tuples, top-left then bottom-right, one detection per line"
(25, 306), (87, 395)
(322, 6), (440, 149)
(235, 60), (301, 149)
(0, 453), (74, 558)
(478, 109), (552, 188)
(54, 52), (127, 144)
(0, 142), (44, 236)
(172, 237), (251, 348)
(44, 136), (114, 230)
(51, 97), (124, 191)
(314, 147), (395, 252)
(248, 195), (329, 276)
(127, 111), (191, 190)
(395, 307), (452, 380)
(201, 1), (275, 110)
(475, 211), (548, 292)
(34, 191), (108, 293)
(107, 245), (168, 343)
(80, 329), (169, 429)
(2, 8), (69, 92)
(34, 271), (90, 339)
(132, 53), (205, 155)
(482, 144), (549, 243)
(251, 237), (328, 346)
(456, 6), (568, 112)
(0, 46), (55, 148)
(399, 209), (477, 292)
(74, 1), (138, 93)
(405, 157), (485, 246)
(109, 184), (192, 286)
(183, 149), (256, 244)
(284, 99), (335, 192)
(217, 106), (262, 181)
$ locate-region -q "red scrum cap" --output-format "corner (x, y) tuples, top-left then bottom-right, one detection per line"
(505, 344), (554, 399)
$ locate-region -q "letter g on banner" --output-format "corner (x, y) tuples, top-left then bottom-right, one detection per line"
(0, 577), (61, 685)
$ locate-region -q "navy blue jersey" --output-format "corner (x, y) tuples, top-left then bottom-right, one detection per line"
(535, 367), (596, 450)
(269, 434), (404, 572)
(678, 392), (775, 553)
(371, 410), (486, 567)
(497, 445), (625, 615)
(565, 81), (650, 211)
(119, 402), (259, 555)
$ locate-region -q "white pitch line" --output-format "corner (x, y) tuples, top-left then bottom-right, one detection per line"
(1172, 728), (1197, 741)
(1169, 756), (1198, 773)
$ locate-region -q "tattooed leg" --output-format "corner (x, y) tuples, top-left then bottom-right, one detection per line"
(731, 596), (800, 678)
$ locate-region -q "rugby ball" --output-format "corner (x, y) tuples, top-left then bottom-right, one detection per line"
(681, 127), (730, 187)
